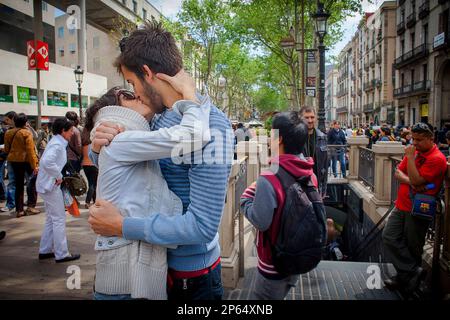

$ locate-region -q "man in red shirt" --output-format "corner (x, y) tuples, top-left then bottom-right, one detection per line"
(382, 123), (447, 294)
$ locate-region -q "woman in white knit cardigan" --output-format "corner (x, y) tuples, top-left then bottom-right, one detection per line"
(84, 73), (211, 300)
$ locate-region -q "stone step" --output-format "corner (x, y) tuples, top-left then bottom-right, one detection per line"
(225, 260), (403, 300)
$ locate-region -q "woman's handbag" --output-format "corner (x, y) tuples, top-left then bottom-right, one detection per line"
(63, 173), (87, 197)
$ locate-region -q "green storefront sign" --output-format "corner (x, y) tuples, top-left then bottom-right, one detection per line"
(17, 87), (30, 104)
(48, 91), (68, 107)
(0, 95), (13, 103)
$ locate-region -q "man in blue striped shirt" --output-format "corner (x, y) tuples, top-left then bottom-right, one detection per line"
(88, 21), (233, 300)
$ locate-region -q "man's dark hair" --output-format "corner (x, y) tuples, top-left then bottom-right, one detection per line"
(114, 21), (183, 79)
(65, 111), (79, 126)
(237, 123), (244, 129)
(5, 111), (17, 120)
(14, 113), (27, 128)
(381, 127), (391, 136)
(299, 106), (316, 116)
(411, 122), (434, 138)
(272, 112), (308, 155)
(52, 117), (74, 135)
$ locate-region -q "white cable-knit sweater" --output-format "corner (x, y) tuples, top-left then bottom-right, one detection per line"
(93, 101), (210, 299)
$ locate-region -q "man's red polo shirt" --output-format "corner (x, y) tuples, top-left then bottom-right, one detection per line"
(395, 144), (448, 212)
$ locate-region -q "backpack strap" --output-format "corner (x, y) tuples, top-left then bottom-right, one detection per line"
(260, 170), (286, 247)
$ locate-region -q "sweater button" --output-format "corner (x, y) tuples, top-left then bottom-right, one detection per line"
(108, 240), (114, 245)
(98, 241), (102, 247)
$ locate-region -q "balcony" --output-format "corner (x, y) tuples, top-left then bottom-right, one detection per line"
(337, 88), (348, 97)
(363, 81), (370, 92)
(419, 1), (430, 19)
(397, 21), (405, 35)
(370, 57), (375, 68)
(394, 43), (429, 69)
(377, 31), (382, 42)
(412, 80), (431, 93)
(393, 81), (431, 98)
(407, 12), (416, 28)
(376, 53), (382, 64)
(336, 106), (348, 114)
(363, 103), (374, 113)
(372, 78), (382, 89)
(364, 61), (369, 71)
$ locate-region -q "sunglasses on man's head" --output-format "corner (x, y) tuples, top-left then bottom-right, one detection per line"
(412, 123), (433, 134)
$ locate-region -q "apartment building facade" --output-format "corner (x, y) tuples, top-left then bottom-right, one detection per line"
(360, 2), (397, 126)
(336, 42), (352, 126)
(0, 0), (107, 120)
(394, 0), (450, 128)
(325, 66), (339, 127)
(55, 0), (162, 88)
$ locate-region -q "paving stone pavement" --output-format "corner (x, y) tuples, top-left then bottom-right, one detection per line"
(0, 199), (96, 300)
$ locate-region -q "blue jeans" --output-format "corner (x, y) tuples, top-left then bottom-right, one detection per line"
(168, 263), (223, 301)
(6, 161), (15, 209)
(94, 292), (133, 300)
(0, 160), (6, 199)
(331, 150), (346, 178)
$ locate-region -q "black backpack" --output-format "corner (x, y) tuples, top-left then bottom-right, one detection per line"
(268, 166), (327, 275)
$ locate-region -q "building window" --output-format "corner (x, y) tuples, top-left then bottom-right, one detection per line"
(42, 2), (48, 11)
(59, 46), (64, 57)
(423, 24), (428, 45)
(71, 94), (88, 108)
(93, 57), (100, 71)
(0, 84), (13, 103)
(93, 36), (100, 49)
(69, 43), (76, 54)
(133, 1), (137, 13)
(58, 27), (64, 38)
(143, 8), (147, 21)
(122, 0), (127, 6)
(47, 91), (68, 107)
(17, 87), (44, 104)
(423, 64), (428, 82)
(69, 28), (75, 35)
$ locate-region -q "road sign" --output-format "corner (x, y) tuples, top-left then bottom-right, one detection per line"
(27, 40), (49, 71)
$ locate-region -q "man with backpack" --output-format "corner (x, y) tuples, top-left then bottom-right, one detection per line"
(240, 112), (327, 300)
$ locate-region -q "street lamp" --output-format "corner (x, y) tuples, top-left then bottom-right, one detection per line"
(74, 65), (84, 121)
(312, 1), (330, 133)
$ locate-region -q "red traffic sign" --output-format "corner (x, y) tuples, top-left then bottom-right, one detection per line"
(27, 40), (49, 71)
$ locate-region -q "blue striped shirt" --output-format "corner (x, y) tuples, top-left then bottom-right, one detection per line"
(123, 103), (233, 271)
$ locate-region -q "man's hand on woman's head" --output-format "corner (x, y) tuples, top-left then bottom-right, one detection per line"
(91, 122), (124, 153)
(156, 69), (199, 103)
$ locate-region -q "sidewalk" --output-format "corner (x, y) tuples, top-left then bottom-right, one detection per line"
(0, 198), (97, 300)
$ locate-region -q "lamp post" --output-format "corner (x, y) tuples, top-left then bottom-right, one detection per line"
(312, 1), (330, 133)
(74, 65), (84, 122)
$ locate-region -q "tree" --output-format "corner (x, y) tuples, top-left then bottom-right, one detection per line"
(230, 0), (365, 111)
(177, 0), (230, 89)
